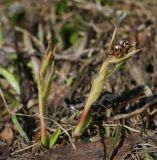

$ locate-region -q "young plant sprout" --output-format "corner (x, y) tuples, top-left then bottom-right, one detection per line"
(37, 41), (55, 148)
(74, 26), (142, 137)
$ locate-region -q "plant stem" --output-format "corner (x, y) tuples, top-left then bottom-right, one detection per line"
(74, 58), (110, 136)
(38, 75), (48, 147)
(39, 96), (48, 147)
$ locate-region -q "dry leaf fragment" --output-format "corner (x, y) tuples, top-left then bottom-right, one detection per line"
(0, 127), (13, 145)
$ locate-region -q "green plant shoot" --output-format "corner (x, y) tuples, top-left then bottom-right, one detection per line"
(74, 26), (142, 137)
(37, 40), (55, 148)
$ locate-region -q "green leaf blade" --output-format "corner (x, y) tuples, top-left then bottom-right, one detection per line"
(145, 151), (154, 160)
(12, 115), (29, 142)
(0, 65), (20, 95)
(48, 128), (61, 149)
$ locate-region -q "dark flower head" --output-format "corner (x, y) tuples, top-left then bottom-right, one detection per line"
(109, 40), (132, 58)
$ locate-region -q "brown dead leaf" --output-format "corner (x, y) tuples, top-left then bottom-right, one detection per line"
(0, 127), (13, 145)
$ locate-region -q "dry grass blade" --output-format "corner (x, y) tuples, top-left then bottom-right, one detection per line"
(112, 98), (157, 120)
(109, 25), (117, 52)
(0, 88), (29, 142)
(0, 23), (2, 49)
